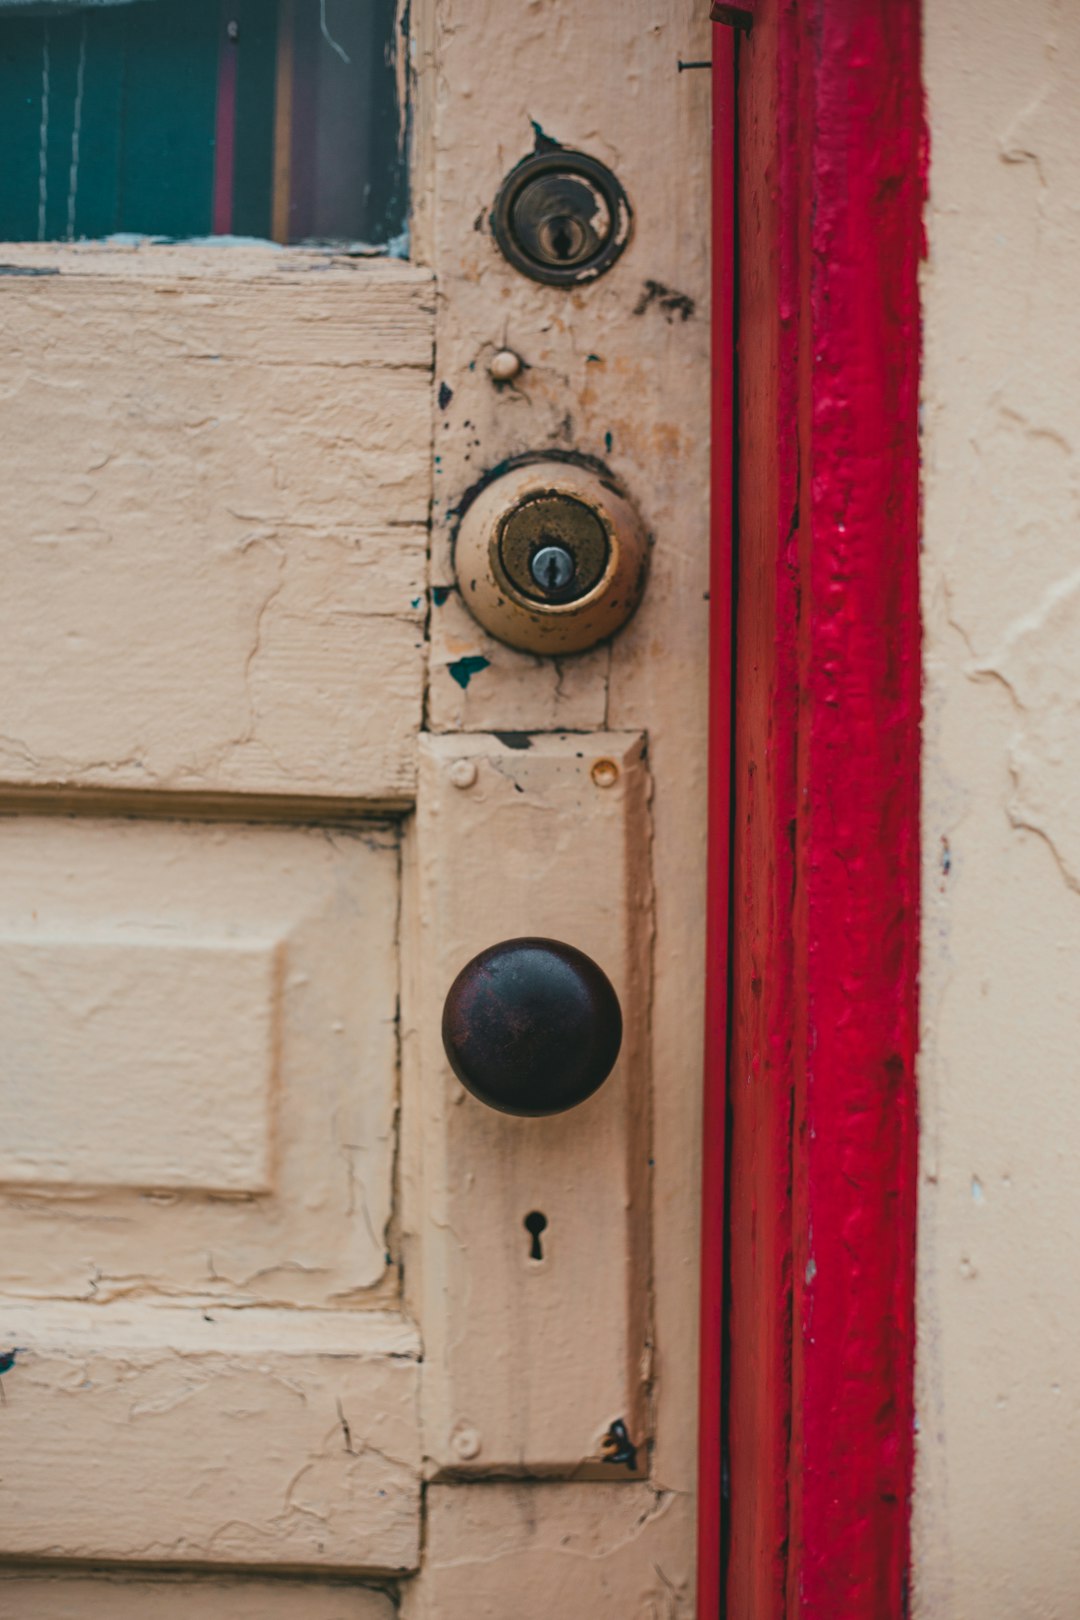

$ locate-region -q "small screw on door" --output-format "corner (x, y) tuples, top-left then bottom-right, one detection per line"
(530, 544), (576, 596)
(489, 348), (524, 383)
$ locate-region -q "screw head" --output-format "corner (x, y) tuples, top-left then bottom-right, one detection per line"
(449, 758), (478, 790)
(451, 1424), (482, 1460)
(489, 348), (523, 383)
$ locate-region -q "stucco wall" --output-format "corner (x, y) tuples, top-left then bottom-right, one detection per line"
(917, 3), (1080, 1612)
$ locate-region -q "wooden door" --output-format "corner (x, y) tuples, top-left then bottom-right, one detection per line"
(0, 2), (714, 1613)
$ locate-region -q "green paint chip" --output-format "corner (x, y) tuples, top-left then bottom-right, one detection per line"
(447, 655), (491, 689)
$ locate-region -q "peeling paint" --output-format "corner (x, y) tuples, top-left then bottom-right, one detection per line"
(601, 1417), (639, 1471)
(446, 654), (491, 689)
(632, 279), (696, 323)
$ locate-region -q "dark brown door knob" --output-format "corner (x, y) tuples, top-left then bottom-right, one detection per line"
(441, 938), (622, 1117)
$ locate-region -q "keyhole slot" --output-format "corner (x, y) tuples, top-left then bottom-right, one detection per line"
(536, 213), (588, 265)
(549, 217), (575, 260)
(523, 1210), (548, 1261)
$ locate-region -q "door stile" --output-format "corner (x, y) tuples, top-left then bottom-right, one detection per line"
(401, 0), (714, 1607)
(697, 17), (736, 1620)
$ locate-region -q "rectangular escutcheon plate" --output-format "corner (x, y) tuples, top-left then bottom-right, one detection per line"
(406, 733), (652, 1478)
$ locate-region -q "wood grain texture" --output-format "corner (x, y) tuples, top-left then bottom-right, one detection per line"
(725, 6), (799, 1609)
(0, 254), (433, 802)
(404, 734), (652, 1477)
(0, 1305), (421, 1572)
(727, 3), (922, 1616)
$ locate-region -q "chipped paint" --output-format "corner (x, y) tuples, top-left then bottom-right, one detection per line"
(446, 654), (491, 689)
(601, 1417), (639, 1471)
(633, 278), (696, 323)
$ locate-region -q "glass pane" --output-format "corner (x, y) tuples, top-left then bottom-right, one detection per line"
(0, 0), (406, 246)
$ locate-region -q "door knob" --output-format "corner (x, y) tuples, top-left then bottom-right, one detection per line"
(442, 938), (622, 1116)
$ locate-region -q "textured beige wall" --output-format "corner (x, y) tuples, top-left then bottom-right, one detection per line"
(917, 3), (1080, 1613)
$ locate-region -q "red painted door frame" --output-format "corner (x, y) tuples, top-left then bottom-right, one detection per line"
(698, 2), (923, 1616)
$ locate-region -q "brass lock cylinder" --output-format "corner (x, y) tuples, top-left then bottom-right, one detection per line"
(453, 460), (649, 655)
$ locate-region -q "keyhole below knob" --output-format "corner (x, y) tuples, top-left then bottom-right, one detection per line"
(524, 1210), (548, 1261)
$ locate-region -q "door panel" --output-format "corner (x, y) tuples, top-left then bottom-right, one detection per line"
(0, 816), (414, 1571)
(0, 817), (400, 1307)
(0, 251), (432, 804)
(0, 1305), (420, 1571)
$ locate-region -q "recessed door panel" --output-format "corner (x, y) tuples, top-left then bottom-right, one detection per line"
(0, 816), (400, 1306)
(0, 815), (416, 1570)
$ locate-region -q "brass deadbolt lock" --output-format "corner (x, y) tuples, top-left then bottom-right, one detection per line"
(491, 149), (631, 286)
(454, 461), (649, 656)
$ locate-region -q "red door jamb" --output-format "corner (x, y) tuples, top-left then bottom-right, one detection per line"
(701, 3), (923, 1615)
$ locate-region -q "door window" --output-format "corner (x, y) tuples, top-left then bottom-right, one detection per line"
(0, 0), (405, 245)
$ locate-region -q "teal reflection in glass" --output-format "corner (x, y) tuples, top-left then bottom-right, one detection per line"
(0, 0), (406, 245)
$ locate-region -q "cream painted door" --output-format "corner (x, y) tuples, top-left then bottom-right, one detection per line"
(0, 2), (711, 1614)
